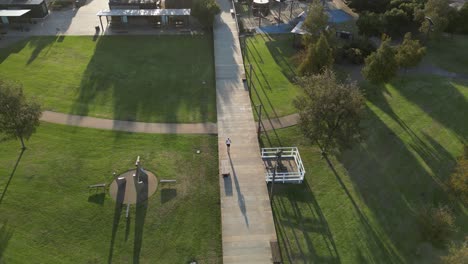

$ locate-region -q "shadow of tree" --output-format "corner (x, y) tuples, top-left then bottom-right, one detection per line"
(271, 180), (340, 264)
(338, 106), (464, 261)
(0, 221), (13, 261)
(70, 35), (216, 123)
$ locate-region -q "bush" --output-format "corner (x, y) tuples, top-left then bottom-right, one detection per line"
(442, 238), (468, 264)
(192, 0), (221, 28)
(417, 204), (457, 246)
(448, 146), (468, 205)
(336, 38), (376, 65)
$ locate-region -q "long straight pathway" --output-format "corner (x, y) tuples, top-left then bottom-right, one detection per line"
(214, 2), (278, 263)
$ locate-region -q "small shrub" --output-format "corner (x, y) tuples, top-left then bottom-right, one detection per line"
(448, 145), (468, 205)
(442, 237), (468, 264)
(417, 204), (457, 246)
(345, 48), (364, 64)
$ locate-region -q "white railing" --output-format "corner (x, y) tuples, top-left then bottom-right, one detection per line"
(261, 147), (305, 183)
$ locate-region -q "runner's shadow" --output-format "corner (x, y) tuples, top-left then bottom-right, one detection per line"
(228, 152), (249, 227)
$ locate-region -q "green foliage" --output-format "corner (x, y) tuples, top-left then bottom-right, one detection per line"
(337, 37), (376, 64)
(349, 0), (389, 13)
(302, 1), (329, 45)
(356, 12), (384, 37)
(447, 3), (468, 34)
(416, 0), (451, 37)
(298, 33), (334, 76)
(362, 36), (398, 83)
(383, 8), (410, 36)
(294, 69), (365, 153)
(442, 238), (468, 264)
(448, 146), (468, 205)
(0, 81), (41, 149)
(396, 32), (426, 69)
(417, 204), (457, 246)
(192, 0), (221, 28)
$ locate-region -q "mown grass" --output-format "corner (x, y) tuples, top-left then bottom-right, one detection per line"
(426, 34), (468, 75)
(262, 75), (468, 263)
(0, 123), (221, 263)
(0, 35), (216, 123)
(244, 34), (302, 119)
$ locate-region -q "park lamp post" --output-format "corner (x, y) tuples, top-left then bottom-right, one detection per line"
(269, 149), (283, 201)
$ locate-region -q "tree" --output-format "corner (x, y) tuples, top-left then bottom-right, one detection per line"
(293, 70), (365, 154)
(0, 81), (42, 149)
(448, 146), (468, 205)
(192, 0), (220, 28)
(383, 8), (410, 36)
(396, 32), (426, 70)
(415, 0), (451, 37)
(362, 36), (398, 83)
(442, 238), (468, 264)
(302, 1), (329, 45)
(298, 33), (334, 76)
(357, 12), (384, 37)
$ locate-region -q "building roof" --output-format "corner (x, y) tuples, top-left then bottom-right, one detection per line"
(0, 9), (30, 16)
(0, 0), (44, 5)
(96, 9), (191, 16)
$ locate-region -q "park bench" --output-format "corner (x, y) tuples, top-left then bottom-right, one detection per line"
(160, 179), (177, 184)
(88, 183), (106, 191)
(221, 159), (230, 177)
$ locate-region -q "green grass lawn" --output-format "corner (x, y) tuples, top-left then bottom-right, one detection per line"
(262, 75), (468, 263)
(426, 35), (468, 75)
(0, 35), (216, 123)
(244, 34), (302, 119)
(0, 123), (221, 263)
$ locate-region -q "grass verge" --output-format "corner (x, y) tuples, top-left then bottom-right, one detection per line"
(0, 35), (216, 123)
(0, 123), (221, 263)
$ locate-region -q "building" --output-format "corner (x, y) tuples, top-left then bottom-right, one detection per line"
(0, 0), (49, 19)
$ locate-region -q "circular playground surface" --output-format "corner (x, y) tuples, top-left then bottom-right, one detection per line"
(109, 169), (158, 204)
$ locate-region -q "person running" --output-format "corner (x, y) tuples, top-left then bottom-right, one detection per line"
(226, 138), (231, 153)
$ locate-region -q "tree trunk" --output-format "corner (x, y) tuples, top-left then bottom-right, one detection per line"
(20, 136), (26, 150)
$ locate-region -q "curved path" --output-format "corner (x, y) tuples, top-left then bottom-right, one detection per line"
(40, 111), (218, 134)
(41, 110), (299, 134)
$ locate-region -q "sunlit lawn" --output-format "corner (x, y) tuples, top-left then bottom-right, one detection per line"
(0, 123), (221, 263)
(244, 34), (302, 119)
(263, 75), (468, 263)
(0, 35), (216, 123)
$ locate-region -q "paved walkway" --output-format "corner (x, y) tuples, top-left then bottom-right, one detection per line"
(214, 2), (278, 263)
(41, 111), (217, 134)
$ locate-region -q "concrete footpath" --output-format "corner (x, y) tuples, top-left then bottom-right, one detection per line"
(214, 1), (278, 263)
(41, 111), (218, 134)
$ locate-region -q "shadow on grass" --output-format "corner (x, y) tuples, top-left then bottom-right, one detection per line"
(88, 192), (105, 205)
(0, 36), (59, 65)
(271, 180), (340, 264)
(70, 35), (216, 124)
(107, 180), (125, 264)
(264, 34), (297, 82)
(133, 170), (148, 264)
(0, 148), (25, 205)
(0, 221), (13, 260)
(161, 188), (177, 204)
(337, 107), (463, 261)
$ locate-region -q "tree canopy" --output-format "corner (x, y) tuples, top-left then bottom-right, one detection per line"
(302, 1), (329, 44)
(415, 0), (451, 37)
(298, 33), (334, 76)
(362, 36), (398, 83)
(192, 0), (221, 28)
(0, 81), (42, 149)
(294, 70), (365, 154)
(396, 32), (426, 69)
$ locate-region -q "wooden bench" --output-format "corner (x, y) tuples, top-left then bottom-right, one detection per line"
(88, 183), (106, 192)
(221, 159), (230, 177)
(160, 179), (177, 184)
